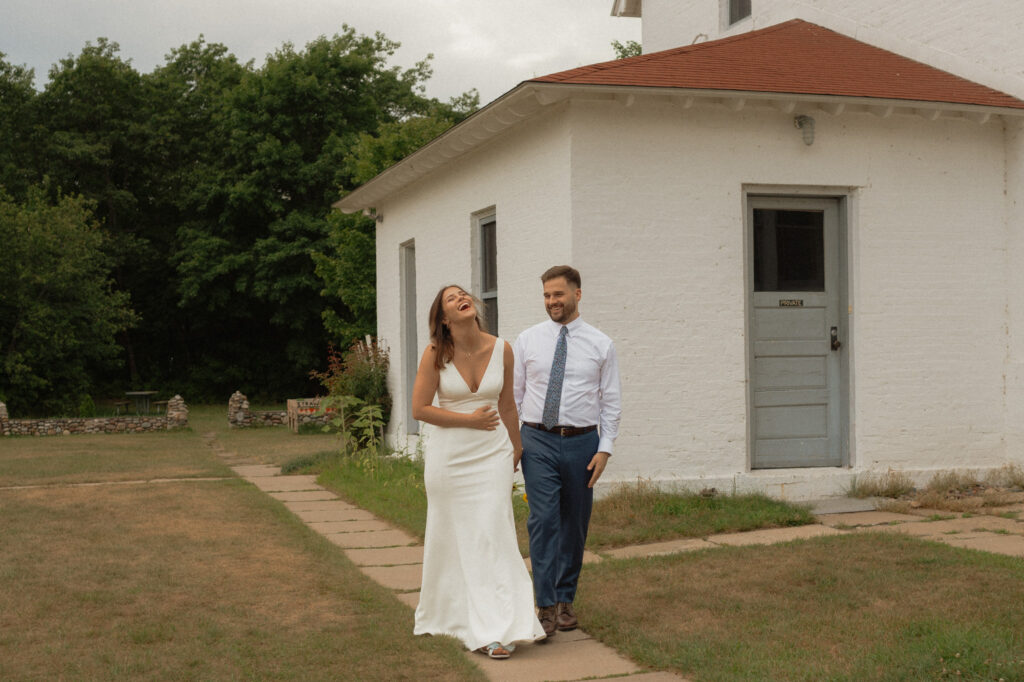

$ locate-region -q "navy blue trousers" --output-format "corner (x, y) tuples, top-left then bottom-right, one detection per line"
(520, 425), (599, 607)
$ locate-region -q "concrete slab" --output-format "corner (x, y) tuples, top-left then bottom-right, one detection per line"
(231, 465), (280, 477)
(247, 475), (321, 492)
(816, 511), (924, 528)
(879, 516), (1024, 538)
(360, 564), (423, 591)
(344, 546), (424, 566)
(628, 672), (690, 681)
(325, 529), (418, 548)
(290, 503), (374, 520)
(602, 538), (716, 560)
(294, 508), (376, 523)
(269, 490), (338, 502)
(309, 519), (394, 534)
(467, 633), (640, 682)
(934, 533), (1024, 557)
(284, 500), (357, 512)
(708, 524), (844, 547)
(395, 591), (420, 609)
(808, 497), (879, 515)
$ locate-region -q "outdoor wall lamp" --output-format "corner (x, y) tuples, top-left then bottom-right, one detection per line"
(794, 115), (815, 145)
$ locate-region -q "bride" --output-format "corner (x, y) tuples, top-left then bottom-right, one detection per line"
(411, 284), (545, 659)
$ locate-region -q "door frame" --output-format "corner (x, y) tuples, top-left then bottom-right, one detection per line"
(742, 187), (854, 470)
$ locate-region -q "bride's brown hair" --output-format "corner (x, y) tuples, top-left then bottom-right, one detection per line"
(428, 284), (486, 370)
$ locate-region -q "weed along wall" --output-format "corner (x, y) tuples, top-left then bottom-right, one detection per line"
(0, 396), (189, 437)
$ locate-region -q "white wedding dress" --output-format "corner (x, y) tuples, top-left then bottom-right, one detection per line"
(414, 338), (546, 650)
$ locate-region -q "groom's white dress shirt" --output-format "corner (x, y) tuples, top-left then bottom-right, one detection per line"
(513, 317), (622, 454)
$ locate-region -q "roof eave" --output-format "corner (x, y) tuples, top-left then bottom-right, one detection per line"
(334, 81), (1023, 213)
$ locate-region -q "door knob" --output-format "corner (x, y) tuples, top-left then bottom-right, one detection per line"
(830, 326), (842, 351)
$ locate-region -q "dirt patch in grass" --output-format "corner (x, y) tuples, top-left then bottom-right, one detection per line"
(578, 533), (1024, 681)
(0, 478), (481, 680)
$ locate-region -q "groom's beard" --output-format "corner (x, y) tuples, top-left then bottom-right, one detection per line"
(546, 300), (576, 323)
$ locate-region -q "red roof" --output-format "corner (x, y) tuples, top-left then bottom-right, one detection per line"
(531, 19), (1024, 110)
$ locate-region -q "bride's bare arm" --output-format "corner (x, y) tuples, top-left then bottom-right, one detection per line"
(497, 342), (524, 468)
(411, 345), (500, 430)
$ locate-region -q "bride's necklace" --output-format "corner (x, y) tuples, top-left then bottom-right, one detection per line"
(461, 337), (484, 359)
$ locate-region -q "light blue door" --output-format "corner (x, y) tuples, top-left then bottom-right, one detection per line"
(749, 197), (843, 468)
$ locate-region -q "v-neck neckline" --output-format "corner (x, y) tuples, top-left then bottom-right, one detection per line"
(453, 338), (498, 394)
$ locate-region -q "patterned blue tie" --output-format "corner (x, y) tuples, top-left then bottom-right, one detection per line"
(542, 326), (568, 428)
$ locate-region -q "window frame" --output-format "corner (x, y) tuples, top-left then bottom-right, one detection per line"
(476, 212), (498, 334)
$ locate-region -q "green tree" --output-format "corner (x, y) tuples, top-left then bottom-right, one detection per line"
(33, 39), (154, 383)
(0, 189), (137, 415)
(171, 28), (473, 398)
(612, 40), (643, 59)
(316, 95), (479, 344)
(0, 53), (38, 200)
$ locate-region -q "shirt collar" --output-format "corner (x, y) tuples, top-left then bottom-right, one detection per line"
(547, 316), (583, 336)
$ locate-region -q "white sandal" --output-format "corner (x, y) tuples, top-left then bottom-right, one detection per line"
(479, 641), (515, 659)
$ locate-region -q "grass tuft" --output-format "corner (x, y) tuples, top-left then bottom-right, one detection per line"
(846, 469), (915, 499)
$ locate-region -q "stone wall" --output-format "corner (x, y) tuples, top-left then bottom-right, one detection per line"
(227, 391), (332, 431)
(0, 395), (189, 437)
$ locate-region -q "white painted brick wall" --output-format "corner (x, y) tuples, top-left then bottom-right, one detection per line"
(375, 106), (573, 442)
(640, 0), (1024, 100)
(1007, 119), (1024, 460)
(568, 100), (1010, 486)
(371, 93), (1019, 497)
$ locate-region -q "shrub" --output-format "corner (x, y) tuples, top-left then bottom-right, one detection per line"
(311, 339), (391, 427)
(76, 394), (96, 418)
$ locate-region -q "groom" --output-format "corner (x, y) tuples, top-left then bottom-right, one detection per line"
(513, 265), (621, 637)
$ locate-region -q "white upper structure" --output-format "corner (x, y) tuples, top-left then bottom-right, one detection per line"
(613, 0), (1024, 99)
(337, 8), (1024, 500)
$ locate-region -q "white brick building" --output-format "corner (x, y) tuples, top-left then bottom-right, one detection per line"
(337, 11), (1024, 500)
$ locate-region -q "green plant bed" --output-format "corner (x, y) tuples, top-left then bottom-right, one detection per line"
(314, 453), (813, 556)
(587, 481), (816, 549)
(317, 453), (430, 539)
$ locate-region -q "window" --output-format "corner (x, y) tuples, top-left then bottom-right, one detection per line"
(728, 0), (751, 25)
(400, 240), (418, 434)
(477, 214), (498, 334)
(753, 209), (825, 292)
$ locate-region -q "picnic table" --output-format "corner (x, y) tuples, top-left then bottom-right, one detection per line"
(125, 391), (158, 415)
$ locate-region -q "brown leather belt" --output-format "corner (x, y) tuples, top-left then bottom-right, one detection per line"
(523, 422), (597, 438)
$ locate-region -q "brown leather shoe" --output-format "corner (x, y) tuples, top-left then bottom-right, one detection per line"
(537, 605), (558, 637)
(556, 602), (578, 631)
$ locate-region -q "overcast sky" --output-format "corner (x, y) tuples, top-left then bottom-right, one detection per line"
(0, 0), (641, 104)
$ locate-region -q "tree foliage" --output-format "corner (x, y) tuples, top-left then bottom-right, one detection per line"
(0, 190), (136, 415)
(612, 40), (643, 59)
(0, 27), (477, 408)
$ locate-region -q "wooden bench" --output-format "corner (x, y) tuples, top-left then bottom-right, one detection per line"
(152, 400), (169, 414)
(113, 400), (130, 415)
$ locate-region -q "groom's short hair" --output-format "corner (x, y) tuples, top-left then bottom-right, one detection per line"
(541, 265), (581, 289)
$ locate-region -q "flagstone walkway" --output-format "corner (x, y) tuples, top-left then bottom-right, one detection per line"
(211, 438), (1024, 681)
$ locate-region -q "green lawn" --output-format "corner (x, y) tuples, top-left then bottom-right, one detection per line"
(578, 533), (1024, 681)
(314, 449), (1024, 681)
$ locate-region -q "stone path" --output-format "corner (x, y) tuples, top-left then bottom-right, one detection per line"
(212, 439), (1024, 681)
